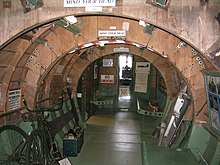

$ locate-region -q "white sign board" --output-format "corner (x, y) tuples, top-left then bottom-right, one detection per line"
(135, 62), (150, 74)
(64, 0), (116, 7)
(98, 30), (126, 37)
(94, 64), (98, 79)
(134, 61), (150, 93)
(134, 73), (149, 93)
(103, 59), (113, 67)
(135, 73), (148, 84)
(119, 86), (130, 97)
(100, 75), (114, 83)
(113, 47), (129, 52)
(8, 89), (21, 111)
(59, 158), (72, 165)
(134, 84), (148, 93)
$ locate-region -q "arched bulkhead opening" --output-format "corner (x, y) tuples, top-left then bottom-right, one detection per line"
(35, 41), (185, 117)
(0, 1), (220, 163)
(1, 15), (214, 124)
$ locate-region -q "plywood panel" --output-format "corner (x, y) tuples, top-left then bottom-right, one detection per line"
(0, 51), (15, 65)
(148, 28), (180, 55)
(74, 16), (98, 45)
(46, 27), (76, 55)
(25, 70), (39, 88)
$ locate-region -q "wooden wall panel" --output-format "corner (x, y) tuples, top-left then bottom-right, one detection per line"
(0, 10), (217, 126)
(74, 17), (98, 46)
(1, 0), (220, 55)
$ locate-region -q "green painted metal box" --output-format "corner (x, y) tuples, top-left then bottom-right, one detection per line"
(63, 131), (84, 157)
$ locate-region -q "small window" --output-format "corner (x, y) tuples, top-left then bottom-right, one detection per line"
(152, 0), (170, 8)
(155, 0), (167, 5)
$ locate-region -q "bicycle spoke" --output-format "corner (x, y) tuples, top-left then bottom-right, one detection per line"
(26, 130), (59, 165)
(0, 125), (28, 165)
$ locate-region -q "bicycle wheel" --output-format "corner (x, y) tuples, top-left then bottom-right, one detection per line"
(0, 125), (28, 165)
(25, 130), (58, 165)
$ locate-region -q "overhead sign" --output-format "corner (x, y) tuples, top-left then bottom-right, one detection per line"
(64, 0), (116, 7)
(100, 75), (114, 83)
(98, 30), (126, 37)
(113, 47), (129, 52)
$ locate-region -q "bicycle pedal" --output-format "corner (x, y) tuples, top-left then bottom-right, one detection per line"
(53, 151), (61, 157)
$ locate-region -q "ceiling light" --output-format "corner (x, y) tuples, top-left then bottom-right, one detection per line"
(176, 41), (186, 50)
(64, 16), (78, 25)
(139, 20), (146, 27)
(215, 51), (220, 57)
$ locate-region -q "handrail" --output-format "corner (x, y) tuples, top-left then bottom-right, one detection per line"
(190, 148), (209, 165)
(0, 106), (27, 118)
(23, 94), (63, 113)
(141, 141), (149, 165)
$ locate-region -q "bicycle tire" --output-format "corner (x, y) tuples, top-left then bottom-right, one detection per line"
(25, 130), (59, 165)
(0, 125), (28, 165)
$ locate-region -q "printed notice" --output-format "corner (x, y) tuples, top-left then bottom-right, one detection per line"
(8, 89), (21, 111)
(98, 30), (126, 37)
(64, 0), (116, 7)
(100, 75), (114, 83)
(103, 59), (113, 67)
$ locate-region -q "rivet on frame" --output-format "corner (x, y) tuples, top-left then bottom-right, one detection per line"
(196, 57), (201, 61)
(199, 61), (203, 65)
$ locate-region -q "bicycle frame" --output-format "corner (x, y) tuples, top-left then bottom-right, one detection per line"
(0, 89), (79, 165)
(22, 96), (64, 165)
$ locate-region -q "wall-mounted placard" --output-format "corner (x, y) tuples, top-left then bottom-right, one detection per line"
(98, 30), (126, 37)
(8, 89), (21, 111)
(64, 0), (116, 7)
(134, 62), (150, 93)
(100, 75), (114, 83)
(103, 59), (113, 67)
(204, 72), (220, 134)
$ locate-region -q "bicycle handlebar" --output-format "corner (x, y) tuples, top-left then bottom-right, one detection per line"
(22, 95), (64, 113)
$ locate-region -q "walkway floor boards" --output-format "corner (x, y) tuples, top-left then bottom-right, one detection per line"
(142, 144), (199, 165)
(69, 111), (198, 165)
(70, 111), (142, 165)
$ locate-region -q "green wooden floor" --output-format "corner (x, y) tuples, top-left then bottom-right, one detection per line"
(142, 144), (199, 165)
(68, 111), (199, 165)
(70, 111), (142, 165)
